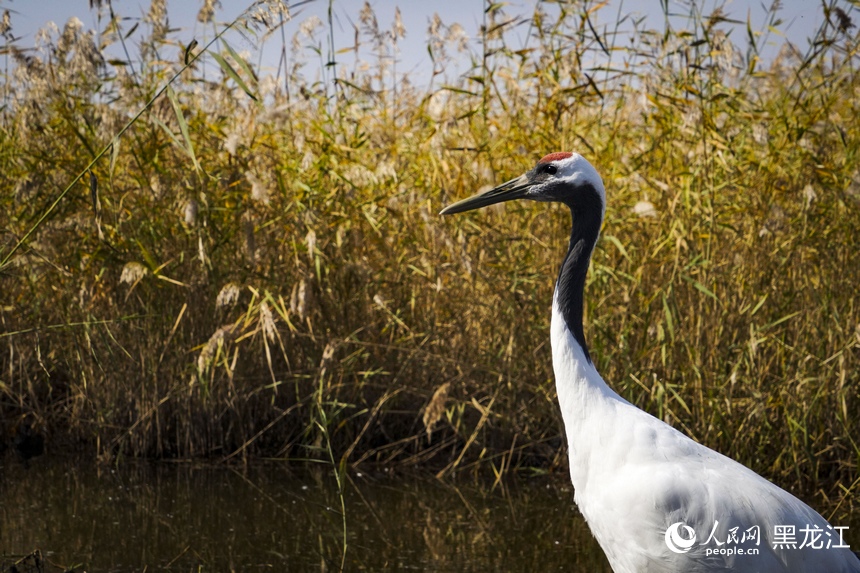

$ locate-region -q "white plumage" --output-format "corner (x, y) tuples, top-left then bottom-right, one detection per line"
(442, 152), (859, 572)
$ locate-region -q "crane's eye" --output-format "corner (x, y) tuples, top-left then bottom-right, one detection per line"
(544, 164), (558, 175)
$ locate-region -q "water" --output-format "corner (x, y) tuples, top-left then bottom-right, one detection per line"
(0, 457), (609, 572)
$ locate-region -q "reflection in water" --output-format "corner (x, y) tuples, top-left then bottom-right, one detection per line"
(0, 458), (608, 571)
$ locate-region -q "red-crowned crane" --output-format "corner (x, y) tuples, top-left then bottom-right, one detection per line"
(441, 151), (860, 573)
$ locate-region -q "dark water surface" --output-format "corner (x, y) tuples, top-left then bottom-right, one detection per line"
(0, 457), (609, 572)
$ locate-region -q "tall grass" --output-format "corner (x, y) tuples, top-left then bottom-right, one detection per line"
(0, 0), (858, 513)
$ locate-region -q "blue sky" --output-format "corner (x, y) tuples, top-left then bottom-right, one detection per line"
(2, 0), (840, 84)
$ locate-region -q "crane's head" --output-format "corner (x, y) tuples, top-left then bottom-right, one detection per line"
(440, 152), (605, 218)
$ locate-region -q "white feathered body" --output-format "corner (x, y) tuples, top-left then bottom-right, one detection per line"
(552, 294), (859, 573)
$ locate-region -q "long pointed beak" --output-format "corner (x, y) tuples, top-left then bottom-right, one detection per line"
(440, 174), (532, 215)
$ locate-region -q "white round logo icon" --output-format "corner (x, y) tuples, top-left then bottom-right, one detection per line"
(665, 522), (697, 553)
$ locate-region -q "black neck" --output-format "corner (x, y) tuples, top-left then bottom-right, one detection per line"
(555, 184), (603, 363)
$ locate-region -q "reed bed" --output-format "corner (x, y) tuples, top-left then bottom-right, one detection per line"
(0, 0), (858, 512)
